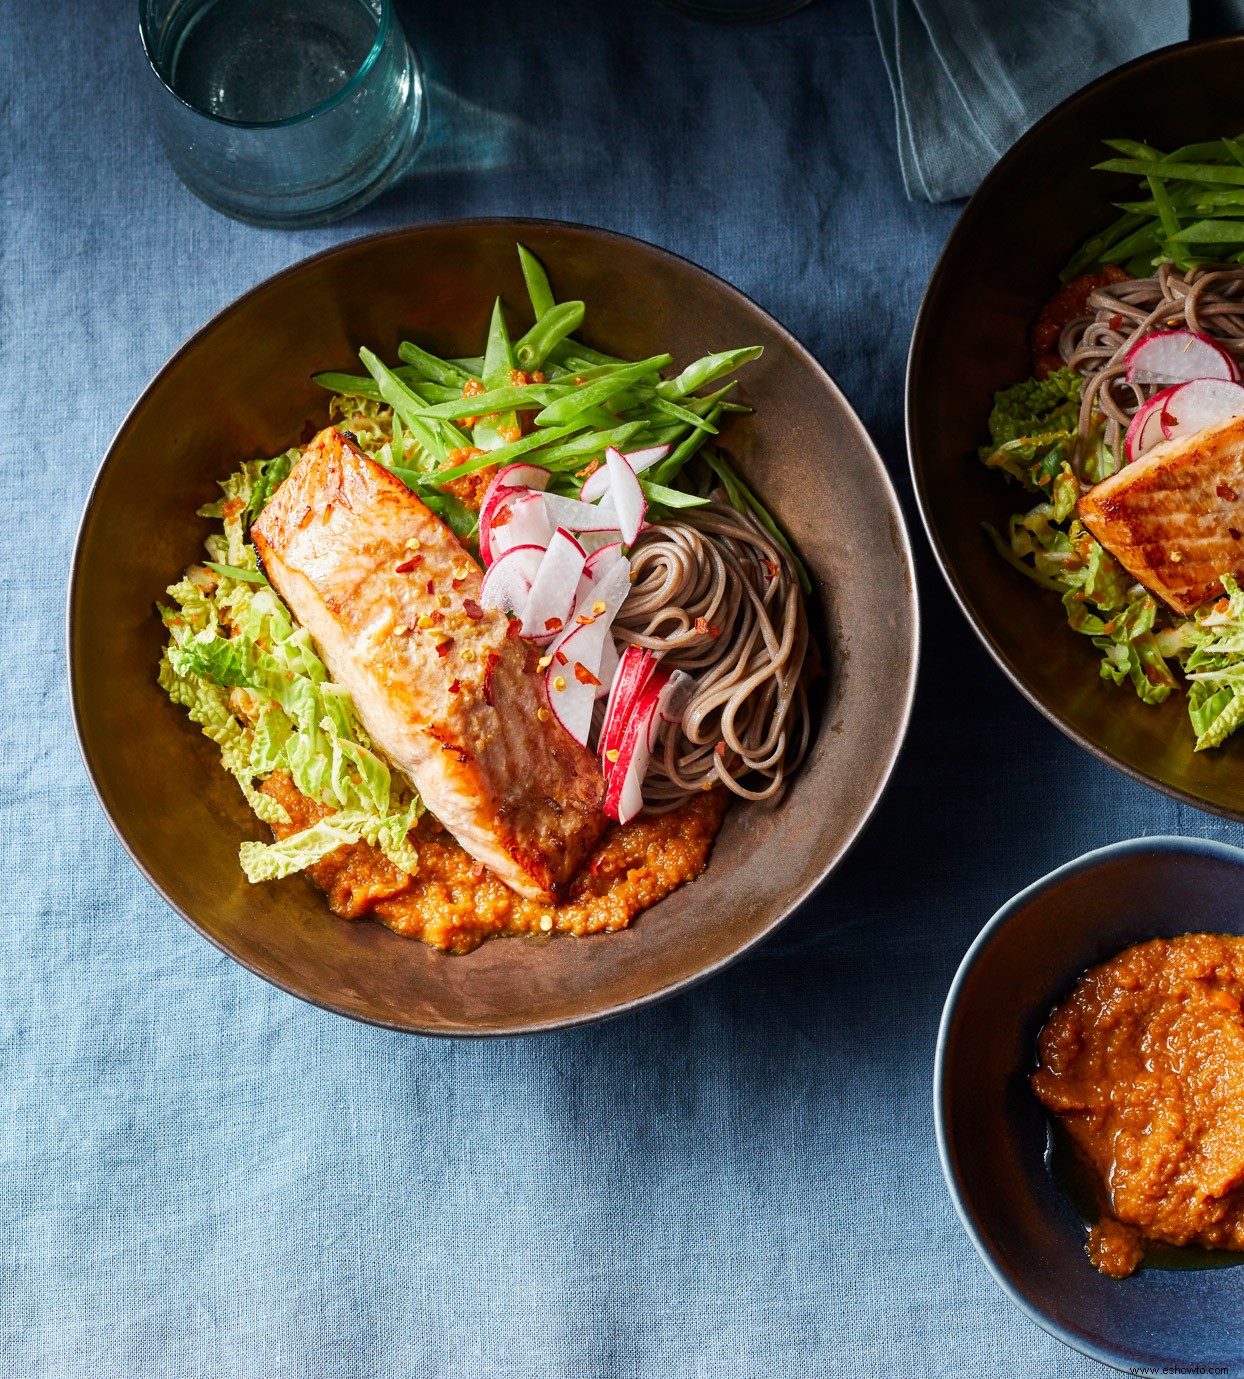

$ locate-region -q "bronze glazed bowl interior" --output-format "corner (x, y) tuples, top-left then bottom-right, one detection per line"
(908, 36), (1244, 820)
(70, 219), (917, 1035)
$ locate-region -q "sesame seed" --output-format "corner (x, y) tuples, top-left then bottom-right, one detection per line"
(553, 675), (567, 692)
(537, 708), (550, 722)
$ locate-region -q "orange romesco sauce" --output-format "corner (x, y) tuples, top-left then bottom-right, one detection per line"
(1031, 933), (1244, 1278)
(259, 772), (728, 954)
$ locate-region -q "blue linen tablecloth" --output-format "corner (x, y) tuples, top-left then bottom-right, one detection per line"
(2, 1), (1232, 1375)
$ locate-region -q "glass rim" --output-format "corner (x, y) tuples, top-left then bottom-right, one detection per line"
(138, 0), (392, 131)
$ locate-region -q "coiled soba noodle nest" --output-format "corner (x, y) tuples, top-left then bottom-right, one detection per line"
(611, 494), (812, 807)
(1060, 261), (1244, 476)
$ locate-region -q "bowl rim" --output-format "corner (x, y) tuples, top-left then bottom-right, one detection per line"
(933, 832), (1244, 1373)
(67, 215), (920, 1037)
(906, 32), (1244, 824)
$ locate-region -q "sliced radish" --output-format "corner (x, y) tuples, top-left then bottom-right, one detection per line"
(583, 540), (624, 580)
(605, 447), (647, 545)
(603, 667), (671, 824)
(478, 465), (551, 565)
(1157, 378), (1244, 443)
(1124, 386), (1180, 463)
(520, 528), (585, 646)
(546, 621), (611, 746)
(1125, 330), (1240, 387)
(599, 644), (657, 765)
(596, 636), (619, 702)
(491, 490), (553, 560)
(543, 492), (622, 532)
(577, 529), (623, 554)
(479, 543), (544, 617)
(579, 444), (671, 501)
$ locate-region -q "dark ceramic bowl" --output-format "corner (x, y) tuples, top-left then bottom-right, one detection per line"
(908, 36), (1244, 819)
(936, 836), (1244, 1376)
(69, 219), (918, 1036)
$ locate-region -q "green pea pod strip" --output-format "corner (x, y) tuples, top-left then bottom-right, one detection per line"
(702, 450), (811, 595)
(427, 422), (587, 483)
(514, 300), (586, 371)
(1171, 219), (1244, 243)
(647, 395), (719, 434)
(1094, 157), (1244, 187)
(411, 382), (567, 421)
(655, 346), (763, 400)
(313, 365), (432, 401)
(482, 298), (517, 388)
(639, 480), (710, 509)
(206, 562), (269, 585)
(535, 355), (672, 427)
(359, 349), (469, 462)
(649, 405), (722, 486)
(530, 420), (647, 470)
(395, 341), (473, 387)
(518, 243), (556, 319)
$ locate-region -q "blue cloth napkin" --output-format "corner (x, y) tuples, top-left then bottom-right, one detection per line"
(871, 0), (1191, 202)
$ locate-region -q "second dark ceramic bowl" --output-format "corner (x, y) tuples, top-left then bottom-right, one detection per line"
(908, 36), (1244, 820)
(936, 836), (1244, 1376)
(69, 219), (918, 1036)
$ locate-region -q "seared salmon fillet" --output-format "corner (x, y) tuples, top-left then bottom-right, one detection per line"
(251, 428), (606, 902)
(1078, 415), (1244, 614)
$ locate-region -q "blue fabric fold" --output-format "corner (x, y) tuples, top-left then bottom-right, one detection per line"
(870, 0), (1191, 203)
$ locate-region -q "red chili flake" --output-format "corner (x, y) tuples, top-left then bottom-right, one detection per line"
(695, 616), (711, 636)
(394, 555), (423, 573)
(451, 576), (467, 590)
(1160, 409), (1176, 430)
(483, 650), (500, 704)
(575, 458), (602, 479)
(714, 741), (726, 758)
(574, 662), (601, 687)
(575, 614), (595, 625)
(462, 598), (484, 620)
(448, 678), (461, 694)
(554, 650), (568, 665)
(709, 625), (722, 640)
(436, 639), (454, 658)
(545, 617), (564, 633)
(761, 558), (778, 581)
(1219, 484), (1238, 502)
(1108, 313), (1124, 332)
(425, 579), (435, 595)
(1232, 528), (1242, 542)
(506, 619), (523, 640)
(490, 504), (513, 529)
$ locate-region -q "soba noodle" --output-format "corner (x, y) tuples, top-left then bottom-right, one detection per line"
(1060, 262), (1244, 476)
(612, 495), (812, 806)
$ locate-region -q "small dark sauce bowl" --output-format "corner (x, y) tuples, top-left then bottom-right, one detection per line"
(934, 837), (1244, 1376)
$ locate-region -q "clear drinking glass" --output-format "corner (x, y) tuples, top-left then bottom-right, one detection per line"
(139, 0), (425, 228)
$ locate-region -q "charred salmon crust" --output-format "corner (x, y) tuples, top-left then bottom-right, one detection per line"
(1078, 414), (1244, 615)
(251, 427), (606, 903)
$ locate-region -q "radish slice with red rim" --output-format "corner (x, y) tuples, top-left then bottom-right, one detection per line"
(1125, 330), (1240, 387)
(1124, 386), (1180, 463)
(491, 490), (553, 560)
(605, 447), (647, 545)
(579, 444), (671, 501)
(600, 643), (657, 765)
(520, 528), (586, 646)
(546, 621), (611, 746)
(479, 543), (545, 617)
(578, 529), (623, 554)
(1157, 377), (1244, 442)
(543, 492), (623, 532)
(603, 667), (671, 824)
(478, 465), (551, 564)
